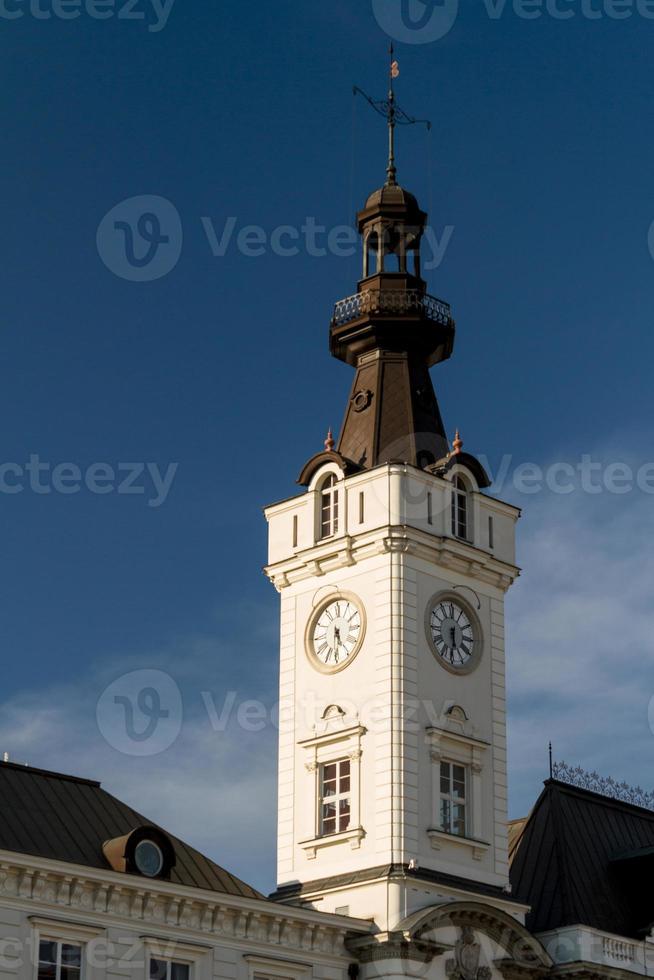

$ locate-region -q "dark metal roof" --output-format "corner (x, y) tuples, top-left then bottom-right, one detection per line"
(364, 183), (420, 212)
(0, 761), (262, 900)
(510, 779), (654, 938)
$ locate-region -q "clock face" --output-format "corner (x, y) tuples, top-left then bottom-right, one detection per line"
(428, 599), (477, 670)
(309, 597), (363, 672)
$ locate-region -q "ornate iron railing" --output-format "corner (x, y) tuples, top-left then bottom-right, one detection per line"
(332, 289), (452, 328)
(552, 760), (654, 811)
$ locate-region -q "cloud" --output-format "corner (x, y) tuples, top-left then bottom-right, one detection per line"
(0, 658), (278, 894)
(506, 473), (654, 818)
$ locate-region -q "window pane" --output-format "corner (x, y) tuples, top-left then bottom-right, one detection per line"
(453, 804), (466, 836)
(440, 798), (451, 831)
(339, 775), (351, 793)
(61, 966), (81, 980)
(322, 779), (337, 798)
(151, 959), (168, 980)
(171, 964), (190, 980)
(322, 817), (336, 834)
(39, 943), (57, 966)
(340, 759), (350, 777)
(322, 763), (337, 783)
(38, 965), (56, 980)
(61, 947), (81, 969)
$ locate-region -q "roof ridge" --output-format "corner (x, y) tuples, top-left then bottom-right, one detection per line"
(548, 777), (654, 818)
(0, 760), (101, 787)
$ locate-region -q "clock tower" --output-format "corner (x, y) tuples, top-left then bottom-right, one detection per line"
(264, 78), (524, 938)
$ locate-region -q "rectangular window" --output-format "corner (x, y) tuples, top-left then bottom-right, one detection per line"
(452, 490), (468, 539)
(427, 491), (433, 525)
(439, 761), (467, 837)
(319, 758), (351, 836)
(38, 942), (82, 980)
(488, 516), (494, 550)
(320, 478), (339, 538)
(359, 491), (365, 524)
(292, 514), (298, 548)
(150, 961), (190, 980)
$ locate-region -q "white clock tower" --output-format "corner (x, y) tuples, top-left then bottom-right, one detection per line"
(264, 83), (526, 945)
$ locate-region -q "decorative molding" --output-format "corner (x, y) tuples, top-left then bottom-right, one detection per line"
(345, 932), (449, 965)
(298, 723), (366, 751)
(243, 953), (312, 976)
(28, 916), (106, 942)
(427, 829), (490, 861)
(0, 853), (368, 959)
(446, 926), (491, 980)
(264, 524), (519, 592)
(299, 826), (365, 859)
(141, 936), (212, 958)
(403, 901), (552, 974)
(552, 760), (654, 811)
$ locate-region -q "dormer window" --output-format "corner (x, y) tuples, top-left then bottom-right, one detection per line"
(102, 825), (175, 880)
(320, 474), (339, 539)
(451, 475), (470, 541)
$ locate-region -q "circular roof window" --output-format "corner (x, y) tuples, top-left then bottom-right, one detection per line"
(134, 839), (164, 878)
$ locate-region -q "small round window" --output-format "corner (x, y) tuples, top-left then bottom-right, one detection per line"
(134, 839), (164, 878)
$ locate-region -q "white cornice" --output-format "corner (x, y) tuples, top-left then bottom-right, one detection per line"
(0, 849), (371, 960)
(264, 524), (520, 592)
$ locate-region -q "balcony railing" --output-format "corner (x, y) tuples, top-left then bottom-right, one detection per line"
(332, 289), (452, 328)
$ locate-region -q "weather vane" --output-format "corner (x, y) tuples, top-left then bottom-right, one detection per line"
(353, 45), (431, 187)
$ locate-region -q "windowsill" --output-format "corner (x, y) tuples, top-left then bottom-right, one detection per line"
(427, 828), (489, 861)
(299, 825), (365, 859)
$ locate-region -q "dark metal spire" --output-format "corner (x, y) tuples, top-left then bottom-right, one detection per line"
(353, 48), (431, 188)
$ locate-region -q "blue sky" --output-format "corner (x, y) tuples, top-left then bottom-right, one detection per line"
(2, 0), (654, 893)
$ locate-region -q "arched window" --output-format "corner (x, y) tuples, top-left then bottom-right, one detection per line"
(364, 231), (379, 278)
(320, 474), (339, 539)
(451, 476), (469, 541)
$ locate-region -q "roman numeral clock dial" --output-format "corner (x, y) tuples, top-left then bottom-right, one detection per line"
(426, 597), (482, 674)
(306, 596), (365, 673)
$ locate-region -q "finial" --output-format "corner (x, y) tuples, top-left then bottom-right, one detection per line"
(387, 44), (399, 186)
(452, 430), (463, 455)
(324, 428), (335, 452)
(353, 57), (431, 190)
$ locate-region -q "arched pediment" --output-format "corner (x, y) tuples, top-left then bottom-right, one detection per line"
(431, 452), (491, 489)
(396, 901), (552, 975)
(297, 450), (359, 487)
